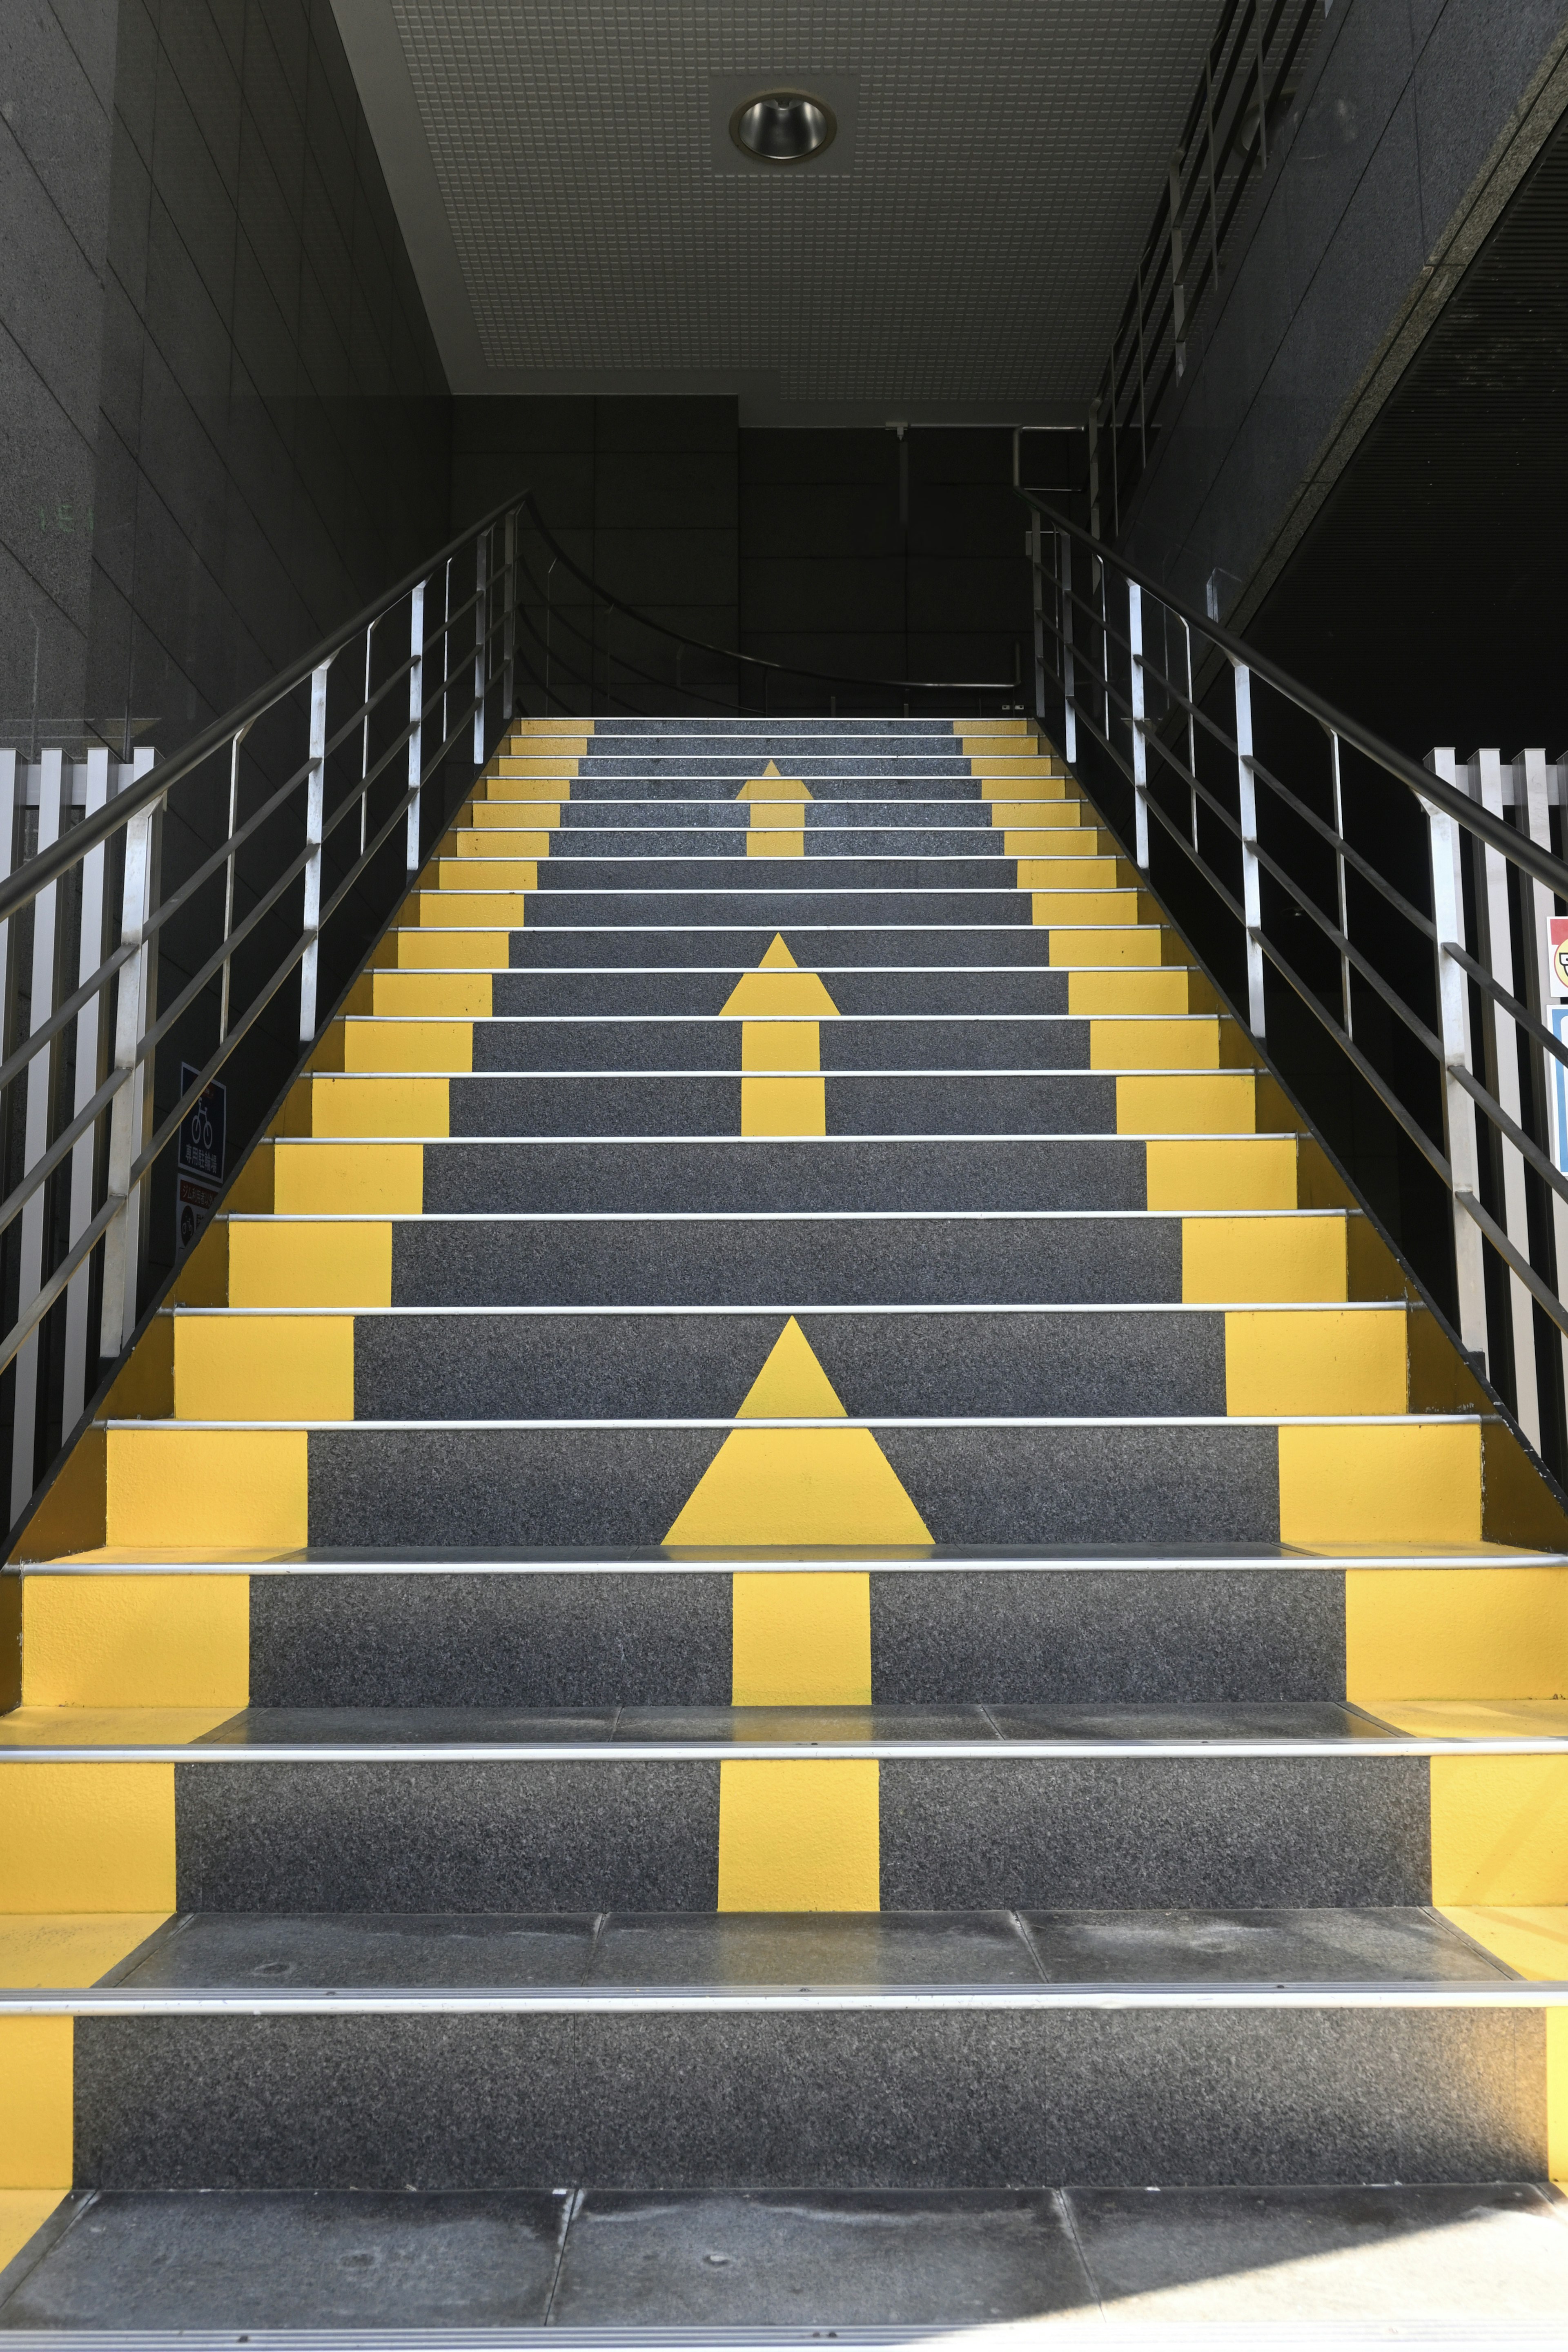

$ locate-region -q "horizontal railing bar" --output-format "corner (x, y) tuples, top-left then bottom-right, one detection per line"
(1455, 1185), (1568, 1341)
(1025, 492), (1568, 900)
(1253, 928), (1452, 1182)
(1449, 1059), (1568, 1213)
(1245, 835), (1444, 1057)
(1444, 939), (1568, 1074)
(0, 492), (532, 928)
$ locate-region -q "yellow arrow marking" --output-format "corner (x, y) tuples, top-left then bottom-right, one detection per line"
(738, 760), (811, 858)
(720, 936), (838, 1135)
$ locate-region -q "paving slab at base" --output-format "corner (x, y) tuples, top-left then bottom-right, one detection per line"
(4, 2181), (1565, 2333)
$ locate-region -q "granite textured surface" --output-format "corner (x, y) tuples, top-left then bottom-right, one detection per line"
(869, 1566), (1345, 1702)
(71, 2008), (1543, 2188)
(389, 1212), (1181, 1307)
(522, 890), (1037, 930)
(417, 1136), (1148, 1214)
(173, 1758), (722, 1912)
(249, 1569), (733, 1707)
(349, 1307), (1229, 1420)
(878, 1755), (1430, 1908)
(508, 922), (1056, 967)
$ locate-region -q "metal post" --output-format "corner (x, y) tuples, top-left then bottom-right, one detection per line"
(1517, 746), (1568, 1419)
(473, 529), (489, 766)
(1029, 512), (1047, 723)
(1059, 531), (1077, 767)
(1087, 400), (1101, 541)
(502, 509), (517, 720)
(406, 579), (425, 875)
(299, 661), (328, 1043)
(1128, 581), (1149, 868)
(1471, 747), (1538, 1440)
(360, 621), (374, 859)
(1234, 663), (1265, 1035)
(61, 747), (112, 1435)
(1181, 617), (1198, 849)
(99, 783), (163, 1361)
(1328, 730), (1352, 1038)
(1169, 152), (1187, 376)
(1424, 795), (1489, 1369)
(11, 749), (64, 1520)
(218, 724), (247, 1043)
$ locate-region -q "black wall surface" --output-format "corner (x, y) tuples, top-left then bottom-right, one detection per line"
(739, 427), (1056, 709)
(87, 0), (452, 754)
(450, 397), (739, 715)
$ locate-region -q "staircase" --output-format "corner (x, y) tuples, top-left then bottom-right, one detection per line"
(2, 713), (1566, 2334)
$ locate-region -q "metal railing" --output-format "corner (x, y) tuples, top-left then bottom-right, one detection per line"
(1023, 490), (1568, 1474)
(1089, 0), (1326, 536)
(0, 493), (530, 1546)
(510, 494), (1024, 721)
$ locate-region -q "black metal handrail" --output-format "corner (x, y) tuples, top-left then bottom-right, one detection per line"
(1021, 487), (1568, 1478)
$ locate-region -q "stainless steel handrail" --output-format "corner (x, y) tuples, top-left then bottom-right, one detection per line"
(1021, 489), (1568, 1472)
(0, 494), (532, 1541)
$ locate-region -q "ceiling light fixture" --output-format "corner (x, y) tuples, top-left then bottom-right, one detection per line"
(730, 91), (837, 163)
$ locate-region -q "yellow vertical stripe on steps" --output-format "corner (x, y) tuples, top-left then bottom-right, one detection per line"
(0, 2189), (70, 2267)
(22, 1573), (249, 1706)
(0, 1916), (174, 2198)
(737, 761), (811, 858)
(666, 1316), (905, 1913)
(1434, 1907), (1567, 2180)
(720, 934), (839, 1137)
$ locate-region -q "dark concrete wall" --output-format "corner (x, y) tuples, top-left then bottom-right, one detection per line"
(450, 397), (739, 716)
(85, 0), (450, 758)
(1120, 0), (1568, 628)
(0, 0), (119, 737)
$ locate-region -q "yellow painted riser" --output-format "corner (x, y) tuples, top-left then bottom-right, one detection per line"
(1045, 925), (1177, 967)
(402, 889), (531, 927)
(101, 1301), (1465, 1425)
(433, 859), (540, 891)
(467, 800), (566, 825)
(267, 1068), (1292, 1140)
(446, 831), (555, 855)
(211, 1132), (1356, 1225)
(991, 802), (1085, 829)
(379, 929), (512, 970)
(1027, 886), (1156, 924)
(344, 972), (493, 1019)
(15, 1415), (1525, 1562)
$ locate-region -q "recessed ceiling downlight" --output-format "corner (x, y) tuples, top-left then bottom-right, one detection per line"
(731, 91), (836, 163)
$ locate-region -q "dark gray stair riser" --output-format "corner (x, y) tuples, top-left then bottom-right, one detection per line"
(386, 1216), (1180, 1306)
(489, 971), (1076, 1016)
(298, 1423), (1281, 1548)
(555, 775), (1000, 804)
(520, 893), (1037, 928)
(248, 1570), (1346, 1709)
(532, 831), (1009, 858)
(444, 1072), (1121, 1134)
(534, 860), (1020, 893)
(417, 1138), (1147, 1214)
(572, 758), (977, 779)
(348, 1308), (1230, 1420)
(466, 1018), (1096, 1074)
(508, 927), (1058, 966)
(552, 800), (998, 824)
(169, 1754), (1428, 1912)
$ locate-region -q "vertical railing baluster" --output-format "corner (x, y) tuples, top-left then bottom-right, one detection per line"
(1472, 748), (1539, 1441)
(61, 747), (113, 1434)
(1059, 531), (1077, 766)
(1328, 730), (1352, 1038)
(99, 786), (163, 1361)
(1234, 664), (1265, 1034)
(407, 581), (426, 876)
(1029, 512), (1046, 723)
(218, 725), (246, 1044)
(1425, 797), (1489, 1370)
(1517, 746), (1568, 1429)
(503, 509), (517, 722)
(11, 750), (64, 1519)
(1128, 581), (1149, 868)
(473, 529), (489, 766)
(1182, 617), (1198, 849)
(299, 664), (329, 1044)
(360, 622), (374, 859)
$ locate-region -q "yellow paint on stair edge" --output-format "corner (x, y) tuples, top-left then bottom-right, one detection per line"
(171, 1314), (353, 1422)
(99, 1428), (307, 1550)
(1439, 1906), (1566, 2178)
(717, 1760), (880, 1910)
(227, 1221), (392, 1308)
(1427, 1758), (1568, 1905)
(0, 1762), (176, 1909)
(0, 2022), (71, 2189)
(1183, 1216), (1349, 1303)
(1225, 1308), (1408, 1415)
(272, 1143), (423, 1216)
(1345, 1566), (1568, 1702)
(0, 2189), (70, 2266)
(733, 1573), (872, 1705)
(23, 1573), (249, 1707)
(1278, 1421), (1483, 1547)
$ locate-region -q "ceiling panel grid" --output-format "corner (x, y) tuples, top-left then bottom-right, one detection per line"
(389, 0), (1220, 402)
